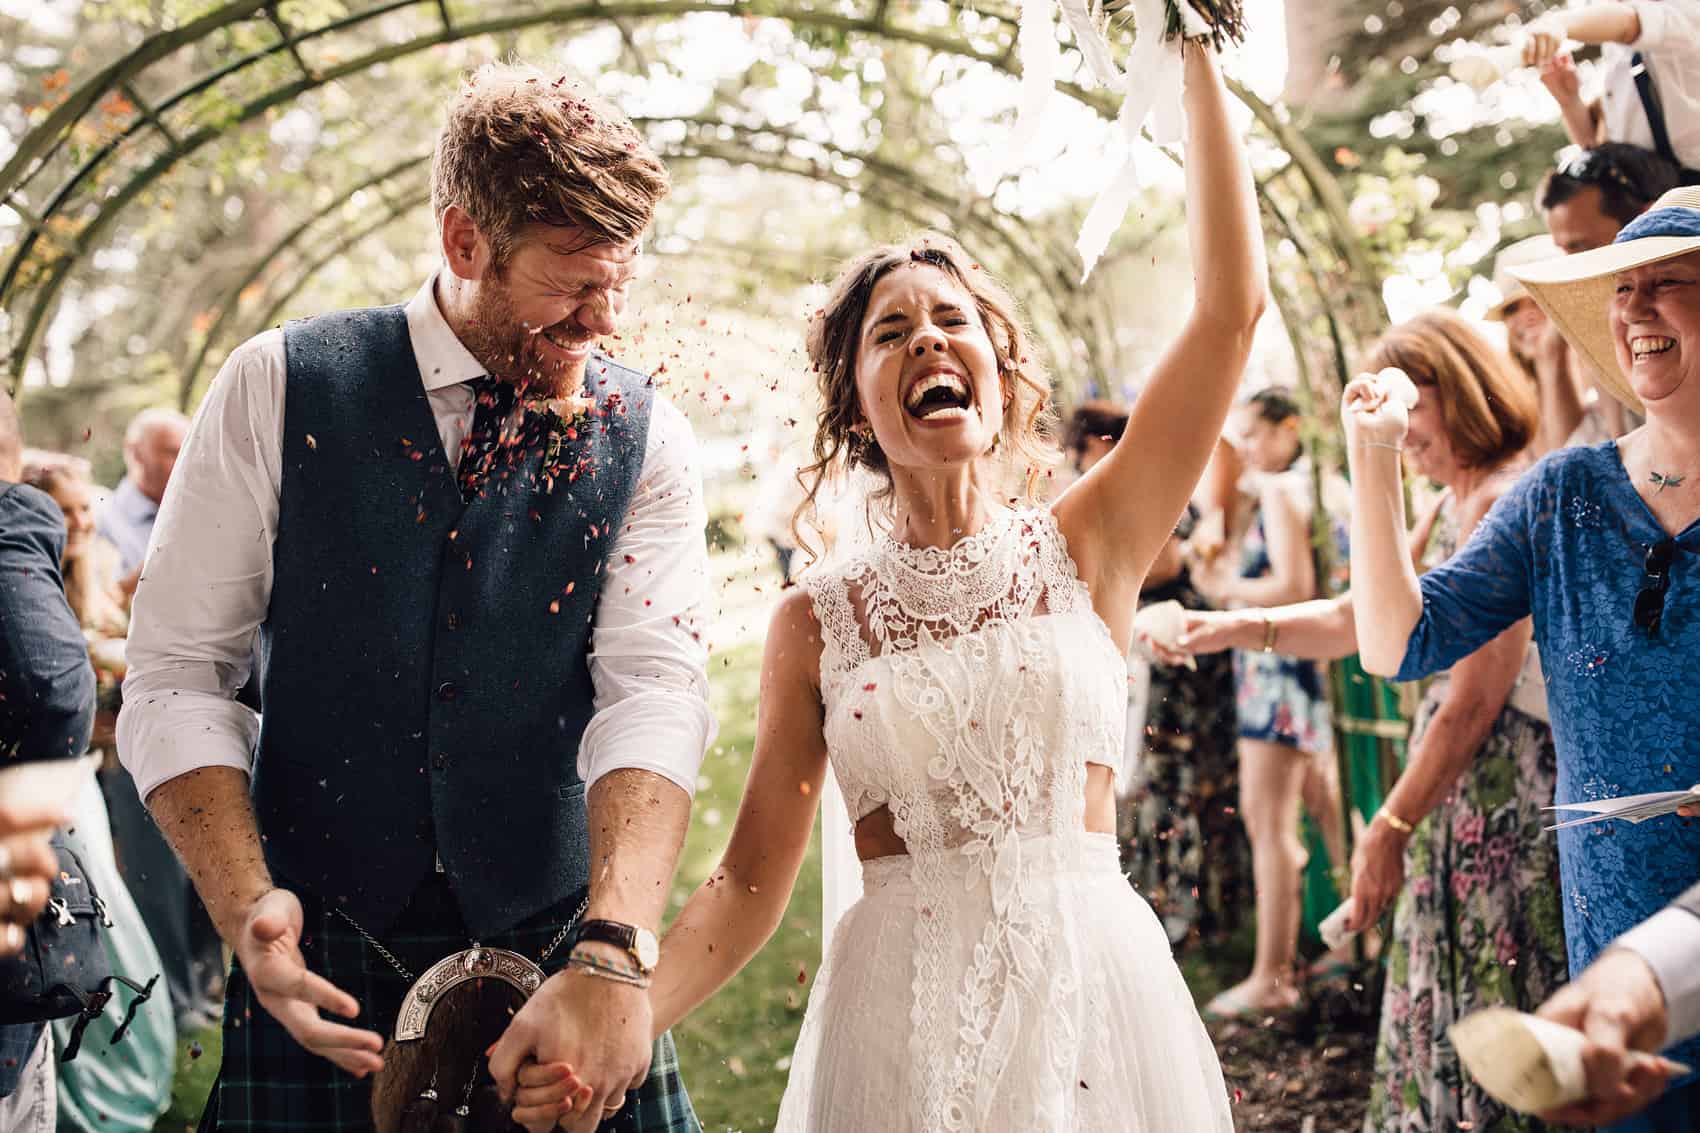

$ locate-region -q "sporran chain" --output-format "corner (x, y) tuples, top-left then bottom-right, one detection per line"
(332, 892), (591, 984)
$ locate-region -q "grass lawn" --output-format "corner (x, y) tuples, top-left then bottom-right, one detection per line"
(155, 636), (813, 1132)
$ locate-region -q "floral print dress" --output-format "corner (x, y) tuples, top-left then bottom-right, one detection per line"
(1366, 491), (1568, 1133)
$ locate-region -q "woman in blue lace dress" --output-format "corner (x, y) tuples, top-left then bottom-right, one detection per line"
(1345, 188), (1700, 1133)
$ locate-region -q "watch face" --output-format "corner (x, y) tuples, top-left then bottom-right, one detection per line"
(634, 928), (660, 971)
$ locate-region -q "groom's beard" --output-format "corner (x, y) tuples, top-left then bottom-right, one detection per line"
(460, 278), (585, 400)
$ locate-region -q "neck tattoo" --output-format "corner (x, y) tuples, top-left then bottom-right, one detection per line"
(1650, 470), (1687, 493)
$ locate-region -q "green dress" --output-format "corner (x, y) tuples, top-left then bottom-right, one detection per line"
(1365, 493), (1568, 1133)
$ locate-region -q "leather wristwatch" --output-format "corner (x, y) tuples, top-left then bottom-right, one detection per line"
(574, 918), (660, 976)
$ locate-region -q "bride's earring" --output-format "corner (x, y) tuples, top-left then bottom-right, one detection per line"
(849, 426), (876, 466)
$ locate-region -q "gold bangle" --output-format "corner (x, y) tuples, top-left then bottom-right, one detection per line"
(1376, 806), (1415, 835)
(1260, 615), (1278, 654)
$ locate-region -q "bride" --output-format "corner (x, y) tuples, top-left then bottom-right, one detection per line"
(519, 37), (1262, 1133)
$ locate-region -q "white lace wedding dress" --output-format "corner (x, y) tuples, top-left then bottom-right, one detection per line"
(778, 507), (1233, 1132)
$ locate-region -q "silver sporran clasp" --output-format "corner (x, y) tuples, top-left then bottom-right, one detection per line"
(392, 945), (545, 1042)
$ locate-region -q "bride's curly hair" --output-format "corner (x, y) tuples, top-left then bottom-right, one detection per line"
(795, 232), (1060, 560)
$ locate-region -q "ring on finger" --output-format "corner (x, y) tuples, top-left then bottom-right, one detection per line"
(0, 843), (12, 882)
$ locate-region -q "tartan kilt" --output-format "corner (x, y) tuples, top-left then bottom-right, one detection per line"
(199, 875), (698, 1132)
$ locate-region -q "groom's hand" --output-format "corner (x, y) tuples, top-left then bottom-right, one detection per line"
(490, 954), (654, 1133)
(235, 888), (385, 1077)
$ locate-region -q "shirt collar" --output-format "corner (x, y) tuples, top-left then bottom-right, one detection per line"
(405, 273), (487, 392)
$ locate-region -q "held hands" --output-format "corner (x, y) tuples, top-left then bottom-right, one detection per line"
(1135, 609), (1252, 667)
(489, 953), (654, 1133)
(1341, 369), (1414, 453)
(1344, 815), (1409, 934)
(236, 888), (385, 1076)
(1535, 949), (1682, 1127)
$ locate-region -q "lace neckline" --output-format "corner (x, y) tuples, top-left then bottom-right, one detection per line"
(874, 508), (1027, 571)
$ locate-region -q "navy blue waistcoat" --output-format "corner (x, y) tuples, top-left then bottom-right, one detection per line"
(253, 305), (653, 936)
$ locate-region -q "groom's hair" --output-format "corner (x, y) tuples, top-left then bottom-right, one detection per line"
(431, 62), (670, 265)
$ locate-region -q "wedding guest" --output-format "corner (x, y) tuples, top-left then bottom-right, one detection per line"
(1536, 875), (1700, 1127)
(0, 391), (89, 1127)
(1347, 186), (1700, 1132)
(1535, 145), (1681, 447)
(1485, 234), (1584, 456)
(22, 465), (127, 647)
(1523, 4), (1700, 179)
(20, 462), (176, 1130)
(1192, 386), (1348, 1016)
(1159, 311), (1568, 1131)
(1069, 401), (1245, 947)
(95, 407), (187, 591)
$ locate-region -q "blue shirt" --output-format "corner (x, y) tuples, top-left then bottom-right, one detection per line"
(94, 477), (156, 574)
(1397, 442), (1700, 1070)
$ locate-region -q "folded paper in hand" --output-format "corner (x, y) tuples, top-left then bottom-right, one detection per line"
(1543, 784), (1700, 831)
(1451, 1007), (1692, 1113)
(1318, 899), (1355, 952)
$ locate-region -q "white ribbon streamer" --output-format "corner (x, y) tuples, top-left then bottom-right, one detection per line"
(1000, 0), (1062, 177)
(1001, 0), (1219, 277)
(1056, 0), (1120, 88)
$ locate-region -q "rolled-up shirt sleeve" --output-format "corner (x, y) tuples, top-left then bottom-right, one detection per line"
(1613, 892), (1700, 1049)
(1396, 469), (1538, 684)
(117, 332), (285, 800)
(577, 397), (717, 796)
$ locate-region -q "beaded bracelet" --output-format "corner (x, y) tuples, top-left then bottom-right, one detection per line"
(566, 948), (651, 989)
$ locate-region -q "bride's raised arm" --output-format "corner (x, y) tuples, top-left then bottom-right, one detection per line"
(1056, 44), (1266, 621)
(645, 589), (830, 1037)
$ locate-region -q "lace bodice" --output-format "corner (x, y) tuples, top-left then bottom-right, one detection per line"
(801, 508), (1129, 1129)
(806, 507), (1126, 838)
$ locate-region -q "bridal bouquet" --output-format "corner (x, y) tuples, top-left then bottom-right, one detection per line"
(1003, 0), (1245, 279)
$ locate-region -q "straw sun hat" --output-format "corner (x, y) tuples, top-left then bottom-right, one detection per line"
(1508, 186), (1700, 413)
(1483, 234), (1559, 323)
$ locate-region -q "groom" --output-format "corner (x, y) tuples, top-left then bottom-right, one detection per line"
(117, 63), (714, 1131)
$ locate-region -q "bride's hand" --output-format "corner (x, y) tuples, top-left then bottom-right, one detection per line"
(509, 1060), (593, 1132)
(1341, 369), (1413, 453)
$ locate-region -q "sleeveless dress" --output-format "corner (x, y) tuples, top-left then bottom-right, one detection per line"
(1231, 466), (1342, 756)
(782, 508), (1233, 1132)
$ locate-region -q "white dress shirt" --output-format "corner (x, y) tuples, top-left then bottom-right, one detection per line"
(118, 276), (716, 802)
(1598, 1), (1700, 171)
(1617, 899), (1700, 1049)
